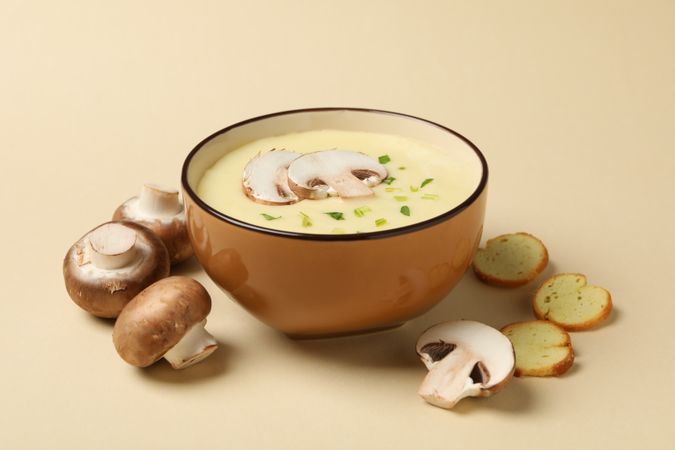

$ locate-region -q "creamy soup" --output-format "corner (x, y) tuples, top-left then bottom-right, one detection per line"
(197, 129), (481, 234)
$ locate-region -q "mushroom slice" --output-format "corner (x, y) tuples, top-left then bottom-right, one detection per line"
(113, 276), (218, 369)
(416, 320), (515, 409)
(242, 149), (301, 205)
(63, 221), (170, 318)
(113, 183), (193, 265)
(287, 149), (388, 199)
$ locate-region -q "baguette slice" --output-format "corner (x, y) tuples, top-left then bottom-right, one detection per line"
(533, 273), (612, 331)
(501, 320), (574, 377)
(472, 232), (548, 287)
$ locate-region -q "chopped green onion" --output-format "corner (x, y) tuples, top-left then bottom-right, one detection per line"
(375, 218), (387, 227)
(354, 206), (372, 218)
(400, 206), (411, 216)
(394, 195), (408, 202)
(300, 212), (312, 227)
(420, 178), (434, 189)
(382, 177), (396, 185)
(385, 187), (402, 192)
(261, 213), (281, 221)
(421, 193), (439, 200)
(409, 185), (419, 192)
(398, 166), (406, 170)
(378, 155), (391, 164)
(325, 212), (345, 221)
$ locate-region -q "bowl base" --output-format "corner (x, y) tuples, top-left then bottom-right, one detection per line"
(284, 322), (404, 340)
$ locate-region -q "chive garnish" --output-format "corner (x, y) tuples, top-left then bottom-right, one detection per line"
(400, 206), (411, 216)
(409, 185), (419, 192)
(421, 193), (439, 200)
(375, 218), (387, 227)
(385, 187), (402, 192)
(325, 212), (345, 221)
(421, 178), (434, 188)
(261, 213), (281, 221)
(354, 206), (371, 217)
(398, 166), (406, 170)
(394, 195), (408, 202)
(378, 155), (391, 164)
(382, 177), (396, 185)
(300, 212), (312, 227)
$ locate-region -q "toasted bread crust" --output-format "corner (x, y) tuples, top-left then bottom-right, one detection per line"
(513, 348), (574, 377)
(533, 273), (613, 331)
(501, 320), (574, 377)
(472, 232), (549, 287)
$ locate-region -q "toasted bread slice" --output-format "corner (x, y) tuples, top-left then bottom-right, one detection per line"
(472, 232), (549, 287)
(501, 320), (574, 377)
(533, 273), (612, 331)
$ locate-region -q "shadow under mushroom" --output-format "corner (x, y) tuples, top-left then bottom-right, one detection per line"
(135, 339), (233, 384)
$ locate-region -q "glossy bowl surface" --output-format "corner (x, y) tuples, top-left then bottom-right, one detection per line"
(182, 108), (488, 337)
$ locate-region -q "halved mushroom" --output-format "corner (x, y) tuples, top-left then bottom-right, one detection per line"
(113, 276), (218, 369)
(242, 149), (301, 205)
(63, 221), (170, 318)
(287, 150), (388, 199)
(416, 320), (515, 409)
(113, 183), (193, 265)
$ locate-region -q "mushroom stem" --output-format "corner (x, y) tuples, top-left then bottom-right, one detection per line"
(163, 320), (217, 369)
(88, 223), (138, 270)
(138, 183), (182, 217)
(418, 346), (481, 409)
(324, 173), (374, 198)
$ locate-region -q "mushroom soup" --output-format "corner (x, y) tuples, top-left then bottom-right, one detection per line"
(196, 129), (481, 234)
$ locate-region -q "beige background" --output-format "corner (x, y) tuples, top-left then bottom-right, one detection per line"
(2, 1), (674, 449)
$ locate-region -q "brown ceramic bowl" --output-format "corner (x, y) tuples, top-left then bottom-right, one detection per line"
(181, 108), (488, 338)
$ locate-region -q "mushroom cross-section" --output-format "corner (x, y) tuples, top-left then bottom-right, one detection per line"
(416, 320), (515, 409)
(286, 149), (388, 199)
(112, 276), (218, 369)
(242, 149), (301, 205)
(63, 221), (170, 318)
(113, 183), (193, 265)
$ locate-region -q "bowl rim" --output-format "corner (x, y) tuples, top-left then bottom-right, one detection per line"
(181, 107), (488, 241)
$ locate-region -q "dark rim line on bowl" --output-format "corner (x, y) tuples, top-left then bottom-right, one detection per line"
(181, 107), (489, 241)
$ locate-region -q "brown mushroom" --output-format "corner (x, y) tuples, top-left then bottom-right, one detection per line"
(112, 276), (217, 369)
(286, 149), (388, 199)
(416, 320), (515, 409)
(242, 149), (301, 205)
(63, 221), (170, 318)
(113, 183), (193, 265)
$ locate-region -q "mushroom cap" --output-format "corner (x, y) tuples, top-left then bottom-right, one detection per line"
(242, 149), (301, 205)
(416, 320), (515, 393)
(112, 276), (212, 367)
(286, 149), (388, 199)
(113, 198), (193, 265)
(63, 221), (170, 318)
